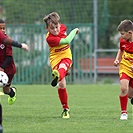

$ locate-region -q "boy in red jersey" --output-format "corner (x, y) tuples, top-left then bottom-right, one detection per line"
(0, 19), (17, 105)
(0, 19), (29, 132)
(114, 19), (133, 120)
(43, 12), (79, 118)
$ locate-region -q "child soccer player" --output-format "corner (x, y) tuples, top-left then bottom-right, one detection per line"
(0, 19), (17, 105)
(43, 12), (79, 118)
(0, 19), (29, 131)
(114, 19), (133, 120)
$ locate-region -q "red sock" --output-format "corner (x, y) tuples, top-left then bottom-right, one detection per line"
(119, 95), (128, 114)
(58, 88), (69, 109)
(58, 68), (66, 81)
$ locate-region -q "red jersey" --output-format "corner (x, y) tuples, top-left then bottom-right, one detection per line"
(46, 24), (67, 47)
(0, 30), (7, 43)
(0, 31), (16, 75)
(120, 38), (133, 53)
(119, 38), (133, 78)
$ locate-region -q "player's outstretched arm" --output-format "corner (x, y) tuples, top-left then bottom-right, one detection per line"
(3, 38), (29, 51)
(59, 28), (79, 45)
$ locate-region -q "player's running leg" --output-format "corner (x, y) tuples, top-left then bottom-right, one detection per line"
(58, 79), (70, 118)
(119, 94), (128, 120)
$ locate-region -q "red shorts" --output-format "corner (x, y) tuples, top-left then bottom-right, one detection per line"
(53, 58), (72, 75)
(120, 72), (133, 88)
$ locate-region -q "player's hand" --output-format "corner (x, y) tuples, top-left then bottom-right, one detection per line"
(113, 59), (119, 67)
(21, 43), (29, 52)
(75, 28), (79, 34)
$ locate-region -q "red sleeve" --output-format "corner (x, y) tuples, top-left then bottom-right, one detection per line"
(119, 38), (125, 51)
(0, 31), (8, 43)
(46, 35), (61, 47)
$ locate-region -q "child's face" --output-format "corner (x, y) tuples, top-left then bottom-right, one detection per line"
(47, 23), (60, 36)
(120, 31), (132, 41)
(0, 23), (6, 34)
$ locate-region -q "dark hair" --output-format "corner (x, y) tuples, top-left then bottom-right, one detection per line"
(0, 19), (5, 23)
(117, 19), (133, 32)
(43, 12), (60, 27)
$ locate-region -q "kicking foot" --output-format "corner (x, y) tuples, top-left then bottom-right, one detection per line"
(51, 70), (59, 87)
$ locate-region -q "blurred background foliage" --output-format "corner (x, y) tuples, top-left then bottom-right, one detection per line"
(1, 0), (133, 49)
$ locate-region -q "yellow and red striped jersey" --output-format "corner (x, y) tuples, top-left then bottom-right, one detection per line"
(119, 38), (133, 78)
(46, 24), (72, 69)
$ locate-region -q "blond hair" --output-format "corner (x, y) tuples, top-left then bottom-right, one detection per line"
(43, 12), (60, 27)
(117, 19), (133, 32)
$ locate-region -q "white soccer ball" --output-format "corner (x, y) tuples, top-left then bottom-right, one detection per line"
(0, 71), (9, 88)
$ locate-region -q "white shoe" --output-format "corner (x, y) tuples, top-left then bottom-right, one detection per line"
(120, 113), (128, 120)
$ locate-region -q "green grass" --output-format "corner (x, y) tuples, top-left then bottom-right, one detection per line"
(1, 84), (133, 133)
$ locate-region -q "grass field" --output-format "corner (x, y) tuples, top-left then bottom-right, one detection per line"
(1, 84), (133, 133)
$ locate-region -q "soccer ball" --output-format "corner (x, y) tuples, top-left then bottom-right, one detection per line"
(0, 71), (9, 87)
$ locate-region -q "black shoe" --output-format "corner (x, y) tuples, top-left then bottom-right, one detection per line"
(51, 70), (59, 87)
(131, 98), (133, 105)
(51, 77), (58, 87)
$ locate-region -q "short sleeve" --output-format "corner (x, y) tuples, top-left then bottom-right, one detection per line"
(0, 31), (8, 43)
(46, 36), (61, 47)
(119, 38), (125, 51)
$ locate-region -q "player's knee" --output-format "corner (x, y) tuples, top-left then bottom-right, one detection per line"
(58, 82), (66, 88)
(120, 86), (128, 94)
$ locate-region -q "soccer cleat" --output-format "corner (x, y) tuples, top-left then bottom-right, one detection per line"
(131, 98), (133, 105)
(61, 109), (70, 119)
(120, 113), (128, 120)
(8, 87), (17, 105)
(51, 70), (59, 87)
